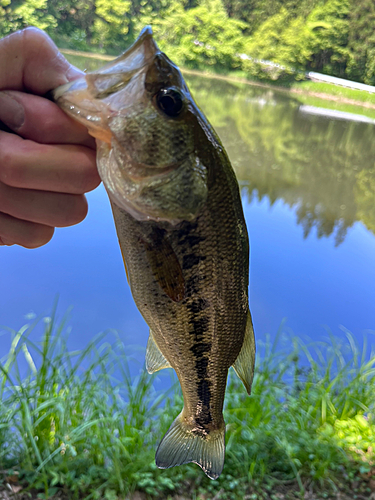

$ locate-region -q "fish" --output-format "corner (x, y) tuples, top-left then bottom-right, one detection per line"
(53, 26), (255, 480)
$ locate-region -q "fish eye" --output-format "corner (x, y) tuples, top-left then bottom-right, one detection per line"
(155, 88), (184, 117)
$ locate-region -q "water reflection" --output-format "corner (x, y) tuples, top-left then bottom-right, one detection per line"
(185, 76), (375, 246)
(64, 53), (375, 245)
(1, 56), (374, 364)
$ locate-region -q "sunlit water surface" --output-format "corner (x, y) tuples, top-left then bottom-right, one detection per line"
(1, 56), (375, 370)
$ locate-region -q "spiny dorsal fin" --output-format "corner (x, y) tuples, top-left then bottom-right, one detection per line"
(156, 412), (225, 480)
(146, 330), (172, 374)
(232, 310), (256, 395)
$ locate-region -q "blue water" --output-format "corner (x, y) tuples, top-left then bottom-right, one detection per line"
(1, 183), (374, 364)
(245, 196), (375, 343)
(1, 75), (375, 367)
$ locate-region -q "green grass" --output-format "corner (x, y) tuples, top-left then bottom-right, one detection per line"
(287, 93), (375, 121)
(1, 311), (375, 499)
(242, 74), (375, 118)
(290, 80), (375, 106)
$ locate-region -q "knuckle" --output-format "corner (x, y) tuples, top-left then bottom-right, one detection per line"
(0, 150), (17, 185)
(0, 143), (29, 187)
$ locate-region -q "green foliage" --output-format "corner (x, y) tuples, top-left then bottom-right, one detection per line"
(131, 0), (177, 41)
(346, 0), (375, 85)
(222, 0), (321, 36)
(354, 168), (375, 235)
(242, 0), (351, 81)
(1, 0), (375, 84)
(1, 310), (375, 498)
(303, 0), (350, 76)
(244, 7), (291, 63)
(321, 414), (375, 466)
(151, 0), (247, 71)
(242, 8), (309, 80)
(0, 0), (13, 37)
(93, 0), (131, 51)
(224, 328), (375, 491)
(13, 0), (57, 30)
(0, 312), (171, 498)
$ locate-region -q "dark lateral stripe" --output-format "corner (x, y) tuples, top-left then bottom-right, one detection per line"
(196, 378), (213, 425)
(184, 234), (205, 246)
(188, 316), (209, 339)
(194, 355), (213, 425)
(195, 356), (209, 377)
(190, 342), (211, 358)
(177, 220), (199, 239)
(186, 298), (209, 314)
(183, 254), (206, 270)
(176, 223), (205, 247)
(198, 379), (211, 406)
(186, 290), (213, 426)
(185, 274), (206, 295)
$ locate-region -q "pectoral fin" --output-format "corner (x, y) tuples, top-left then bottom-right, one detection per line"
(232, 310), (255, 395)
(146, 330), (172, 374)
(140, 228), (185, 302)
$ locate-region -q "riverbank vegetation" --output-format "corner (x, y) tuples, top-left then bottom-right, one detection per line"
(1, 312), (375, 499)
(1, 0), (375, 85)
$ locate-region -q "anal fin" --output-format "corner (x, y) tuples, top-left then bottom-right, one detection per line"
(156, 412), (225, 480)
(232, 310), (255, 395)
(146, 330), (172, 374)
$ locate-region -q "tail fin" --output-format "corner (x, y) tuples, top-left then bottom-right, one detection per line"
(155, 412), (225, 480)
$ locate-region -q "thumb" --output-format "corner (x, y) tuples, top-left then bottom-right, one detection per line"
(0, 27), (83, 94)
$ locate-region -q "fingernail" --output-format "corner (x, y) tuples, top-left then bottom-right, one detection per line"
(65, 64), (84, 82)
(0, 91), (25, 131)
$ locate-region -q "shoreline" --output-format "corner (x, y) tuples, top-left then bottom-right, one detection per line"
(60, 48), (375, 110)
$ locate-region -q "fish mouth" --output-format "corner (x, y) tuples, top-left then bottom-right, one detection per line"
(52, 26), (160, 142)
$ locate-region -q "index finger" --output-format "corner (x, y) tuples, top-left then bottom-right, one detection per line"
(0, 90), (96, 147)
(0, 27), (82, 94)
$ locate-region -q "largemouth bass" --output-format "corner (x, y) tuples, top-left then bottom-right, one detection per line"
(53, 27), (255, 480)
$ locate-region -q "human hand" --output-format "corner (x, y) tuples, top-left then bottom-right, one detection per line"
(0, 27), (100, 248)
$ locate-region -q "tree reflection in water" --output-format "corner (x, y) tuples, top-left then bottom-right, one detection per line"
(186, 75), (375, 246)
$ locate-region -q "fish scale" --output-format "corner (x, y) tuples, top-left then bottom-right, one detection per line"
(53, 26), (255, 480)
(111, 156), (247, 437)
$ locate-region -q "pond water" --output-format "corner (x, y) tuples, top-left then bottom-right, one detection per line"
(1, 54), (375, 367)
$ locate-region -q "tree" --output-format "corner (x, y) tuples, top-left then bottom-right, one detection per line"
(242, 0), (351, 81)
(92, 0), (131, 51)
(0, 0), (14, 37)
(241, 8), (308, 79)
(303, 0), (350, 76)
(152, 0), (248, 71)
(346, 0), (375, 84)
(13, 0), (57, 31)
